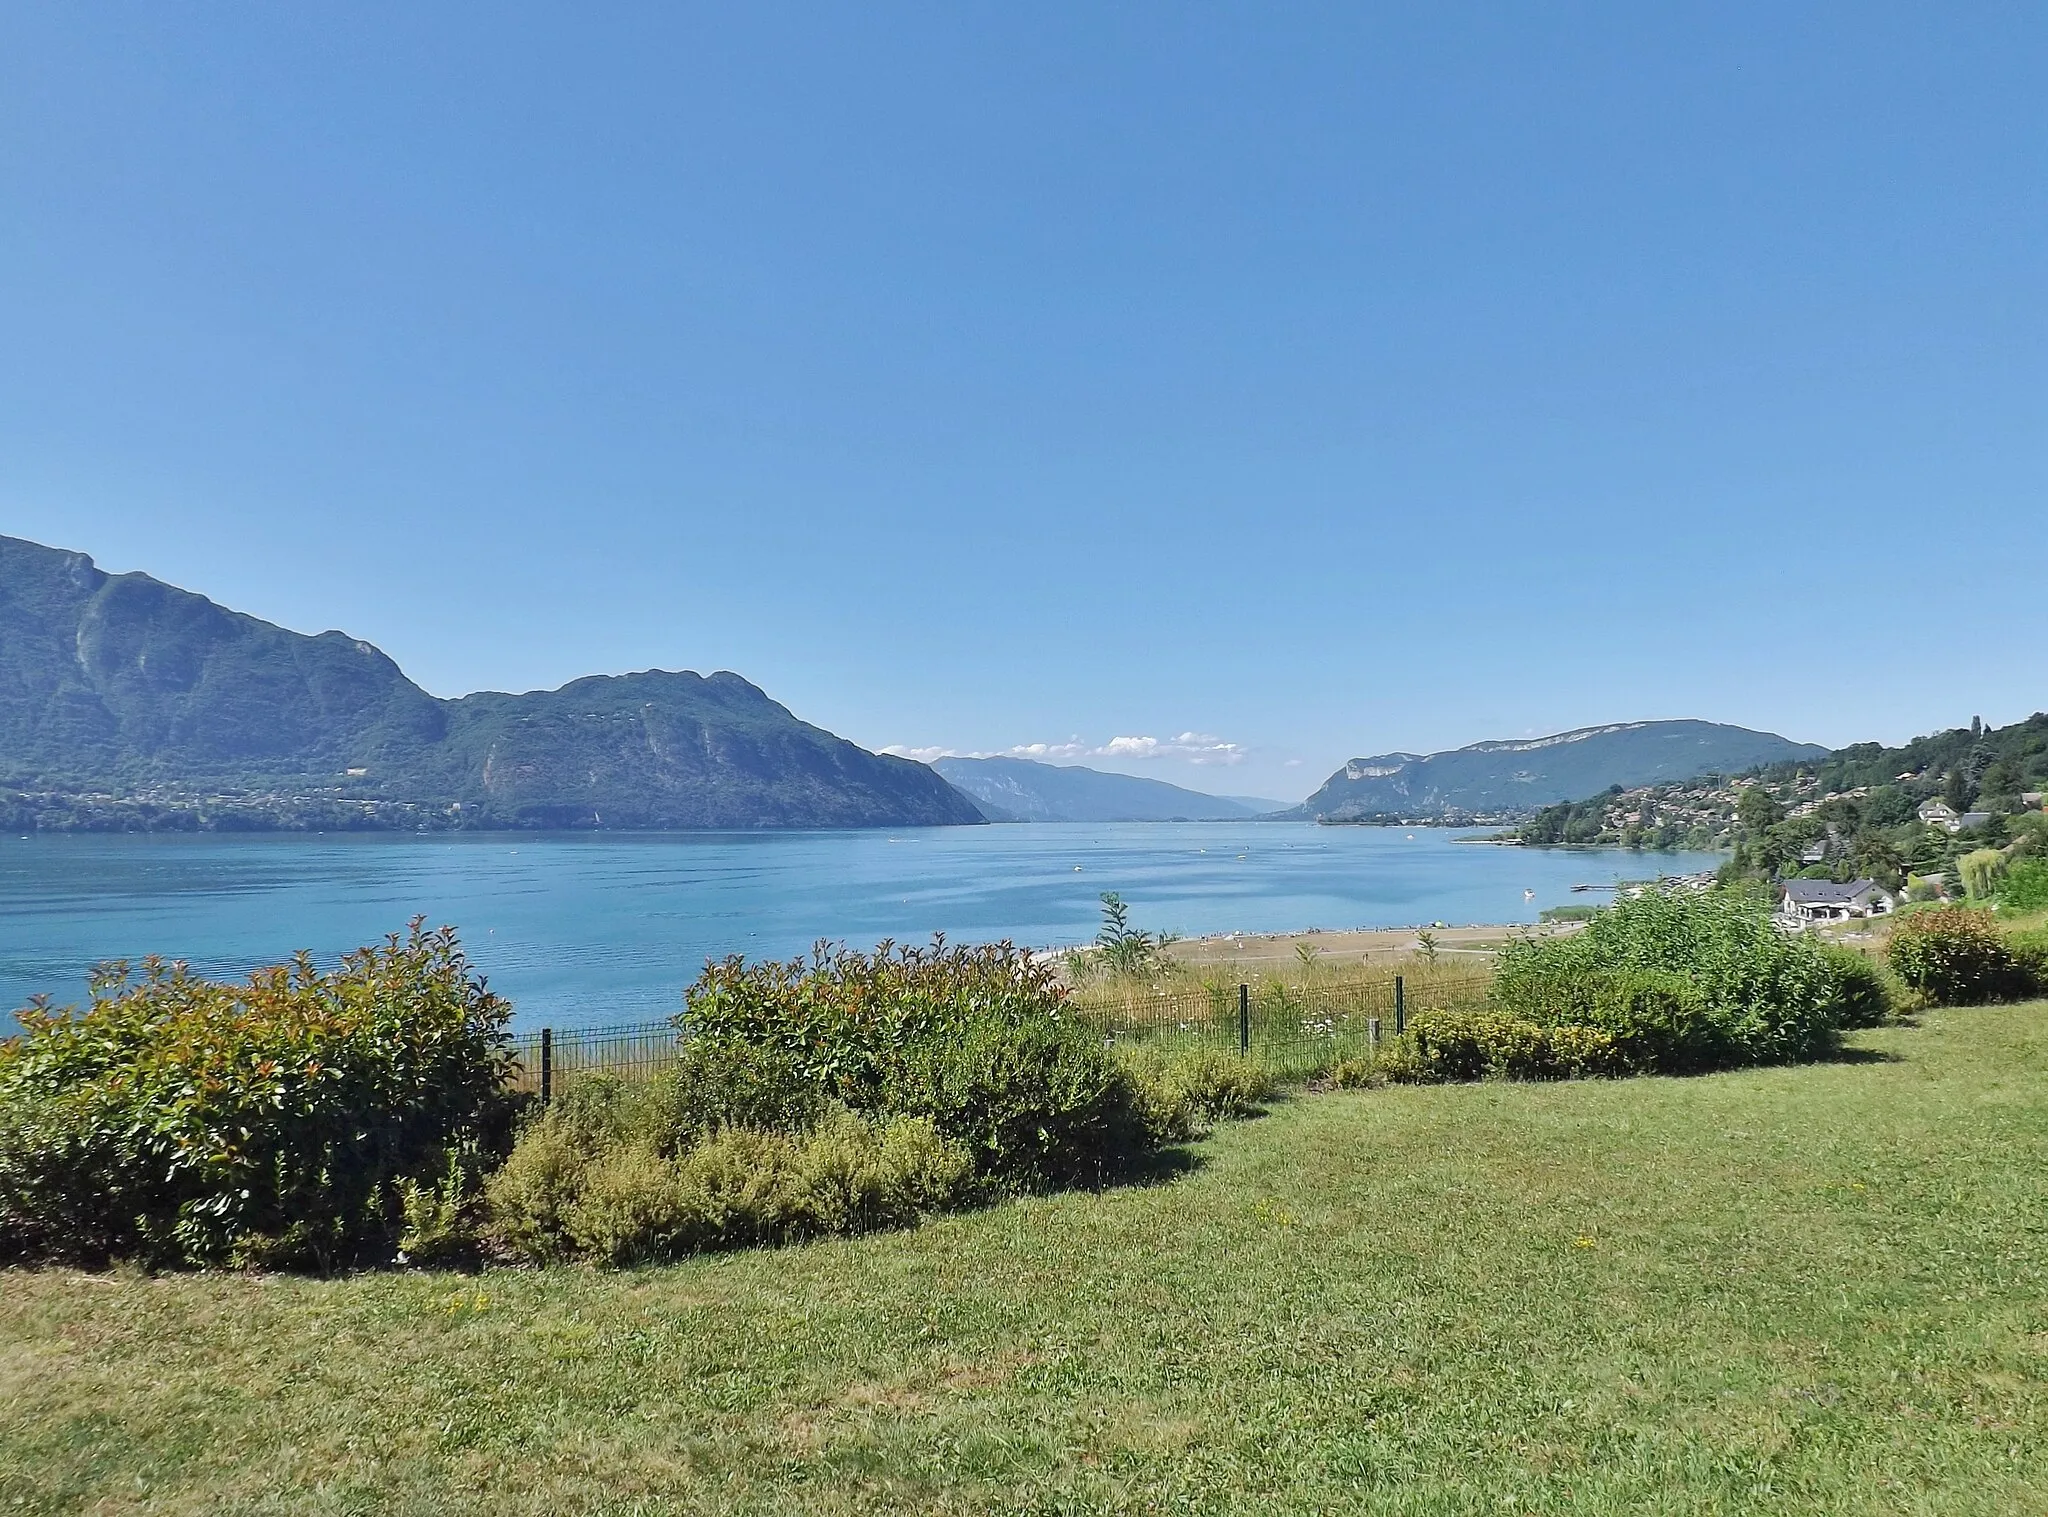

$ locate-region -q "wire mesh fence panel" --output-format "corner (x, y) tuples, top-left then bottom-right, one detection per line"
(506, 967), (1497, 1092)
(1070, 968), (1496, 1079)
(507, 1018), (679, 1094)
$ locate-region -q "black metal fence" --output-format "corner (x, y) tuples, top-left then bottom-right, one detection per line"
(507, 1018), (686, 1095)
(1069, 968), (1496, 1080)
(508, 967), (1498, 1098)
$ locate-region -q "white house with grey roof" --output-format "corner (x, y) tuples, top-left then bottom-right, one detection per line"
(1779, 878), (1896, 926)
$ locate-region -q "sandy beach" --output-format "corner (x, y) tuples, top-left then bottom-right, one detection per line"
(1159, 920), (1546, 971)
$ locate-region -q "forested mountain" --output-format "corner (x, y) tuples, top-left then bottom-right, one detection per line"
(0, 535), (983, 830)
(1294, 720), (1829, 822)
(932, 756), (1278, 822)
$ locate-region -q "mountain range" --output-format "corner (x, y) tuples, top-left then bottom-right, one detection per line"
(933, 756), (1285, 823)
(2, 533), (1839, 834)
(1292, 720), (1829, 822)
(0, 535), (982, 830)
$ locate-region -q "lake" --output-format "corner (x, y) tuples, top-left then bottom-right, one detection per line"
(0, 824), (1722, 1031)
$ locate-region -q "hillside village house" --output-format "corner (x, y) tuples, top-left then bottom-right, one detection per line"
(1918, 799), (1959, 829)
(1779, 878), (1896, 926)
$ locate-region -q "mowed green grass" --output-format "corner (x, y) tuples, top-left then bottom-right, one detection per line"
(6, 1009), (2048, 1516)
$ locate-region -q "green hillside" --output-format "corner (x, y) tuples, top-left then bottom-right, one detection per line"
(1296, 720), (1829, 822)
(0, 535), (981, 831)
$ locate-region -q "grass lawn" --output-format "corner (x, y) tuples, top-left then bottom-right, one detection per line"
(6, 1007), (2047, 1515)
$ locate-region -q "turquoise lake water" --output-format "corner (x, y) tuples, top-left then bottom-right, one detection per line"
(0, 824), (1722, 1031)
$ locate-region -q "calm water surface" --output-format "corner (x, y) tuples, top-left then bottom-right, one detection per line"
(0, 825), (1721, 1030)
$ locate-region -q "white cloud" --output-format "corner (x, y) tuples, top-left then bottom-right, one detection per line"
(1097, 732), (1247, 766)
(884, 732), (1248, 768)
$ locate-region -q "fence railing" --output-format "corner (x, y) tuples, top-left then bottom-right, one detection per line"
(1068, 969), (1496, 1079)
(508, 967), (1498, 1098)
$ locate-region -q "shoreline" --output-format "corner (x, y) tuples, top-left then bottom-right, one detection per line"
(1046, 920), (1555, 974)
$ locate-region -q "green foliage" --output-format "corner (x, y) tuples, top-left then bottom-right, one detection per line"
(887, 1015), (1149, 1191)
(680, 936), (1066, 1105)
(1093, 893), (1175, 978)
(658, 1037), (823, 1150)
(1493, 887), (1855, 1070)
(2001, 928), (2048, 989)
(0, 920), (513, 1269)
(1118, 1045), (1273, 1133)
(493, 1102), (976, 1268)
(483, 1077), (647, 1263)
(1999, 857), (2048, 913)
(1958, 848), (2007, 901)
(1737, 785), (1785, 833)
(1811, 946), (1896, 1030)
(395, 1144), (491, 1269)
(1404, 1009), (1626, 1082)
(1885, 908), (2037, 1007)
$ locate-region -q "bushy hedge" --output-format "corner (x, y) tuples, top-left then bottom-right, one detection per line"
(681, 938), (1067, 1105)
(1999, 857), (2048, 914)
(485, 1075), (975, 1267)
(0, 921), (513, 1269)
(1329, 900), (1896, 1090)
(1488, 886), (1881, 1074)
(1886, 908), (2039, 1006)
(481, 940), (1257, 1266)
(680, 938), (1165, 1189)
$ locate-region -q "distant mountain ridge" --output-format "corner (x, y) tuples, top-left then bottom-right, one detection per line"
(0, 534), (983, 831)
(933, 756), (1280, 822)
(1295, 720), (1829, 821)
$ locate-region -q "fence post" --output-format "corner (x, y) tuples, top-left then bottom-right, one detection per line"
(1238, 982), (1250, 1057)
(540, 1027), (553, 1104)
(1369, 1016), (1381, 1047)
(1394, 976), (1405, 1036)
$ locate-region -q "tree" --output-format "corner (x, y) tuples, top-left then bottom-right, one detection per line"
(1737, 785), (1783, 835)
(1850, 831), (1905, 891)
(1959, 848), (2007, 901)
(1944, 767), (1971, 810)
(1980, 758), (2020, 803)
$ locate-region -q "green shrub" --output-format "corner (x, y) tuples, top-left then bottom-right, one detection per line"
(680, 937), (1067, 1105)
(0, 920), (513, 1270)
(2006, 928), (2048, 984)
(658, 1037), (822, 1149)
(1886, 908), (2036, 1006)
(2001, 858), (2048, 913)
(497, 1109), (975, 1267)
(1812, 945), (1896, 1029)
(1493, 887), (1849, 1069)
(396, 1145), (490, 1269)
(888, 1015), (1148, 1191)
(562, 1142), (702, 1266)
(0, 1088), (133, 1265)
(1117, 1045), (1271, 1135)
(1328, 1054), (1382, 1089)
(1165, 1047), (1274, 1120)
(1115, 1052), (1200, 1145)
(787, 1109), (974, 1236)
(1407, 1009), (1624, 1082)
(1580, 970), (1720, 1072)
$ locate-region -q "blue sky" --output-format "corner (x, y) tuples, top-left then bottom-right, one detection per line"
(3, 4), (2043, 802)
